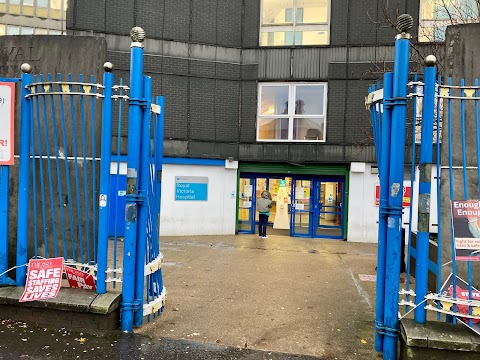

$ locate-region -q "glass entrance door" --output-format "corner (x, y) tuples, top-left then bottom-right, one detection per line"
(314, 180), (344, 239)
(238, 177), (255, 233)
(290, 178), (313, 237)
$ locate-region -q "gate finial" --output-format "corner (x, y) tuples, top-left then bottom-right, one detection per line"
(130, 27), (145, 43)
(103, 62), (114, 72)
(425, 55), (437, 67)
(21, 63), (32, 74)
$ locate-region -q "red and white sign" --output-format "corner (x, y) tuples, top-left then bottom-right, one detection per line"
(375, 184), (411, 207)
(0, 82), (15, 165)
(64, 266), (96, 290)
(20, 258), (63, 302)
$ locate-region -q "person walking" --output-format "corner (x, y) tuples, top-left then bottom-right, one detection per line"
(257, 190), (272, 239)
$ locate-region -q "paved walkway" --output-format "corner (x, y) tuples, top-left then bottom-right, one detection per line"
(138, 234), (382, 359)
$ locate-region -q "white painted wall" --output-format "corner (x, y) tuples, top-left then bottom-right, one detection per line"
(347, 163), (438, 243)
(159, 164), (238, 236)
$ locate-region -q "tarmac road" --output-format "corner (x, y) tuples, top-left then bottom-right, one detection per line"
(0, 319), (324, 360)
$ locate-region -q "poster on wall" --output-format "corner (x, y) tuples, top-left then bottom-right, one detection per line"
(20, 258), (63, 302)
(375, 184), (411, 207)
(438, 273), (480, 336)
(0, 82), (15, 165)
(451, 200), (480, 261)
(175, 176), (208, 201)
(244, 185), (253, 197)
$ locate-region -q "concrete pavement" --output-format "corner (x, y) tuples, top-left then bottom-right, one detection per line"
(138, 234), (382, 359)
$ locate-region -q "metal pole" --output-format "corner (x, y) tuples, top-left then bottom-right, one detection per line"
(96, 62), (114, 294)
(16, 64), (33, 285)
(374, 72), (393, 352)
(414, 56), (437, 323)
(133, 75), (152, 327)
(383, 14), (412, 360)
(121, 26), (146, 332)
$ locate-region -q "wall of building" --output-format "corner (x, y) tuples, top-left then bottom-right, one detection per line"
(347, 163), (438, 243)
(66, 0), (427, 165)
(159, 163), (238, 236)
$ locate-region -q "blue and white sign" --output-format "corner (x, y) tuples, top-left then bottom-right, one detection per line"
(175, 176), (208, 201)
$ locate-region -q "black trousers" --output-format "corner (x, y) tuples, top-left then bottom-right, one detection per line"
(259, 214), (269, 237)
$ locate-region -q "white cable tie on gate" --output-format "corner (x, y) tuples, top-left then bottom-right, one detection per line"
(399, 300), (416, 307)
(105, 268), (123, 274)
(143, 287), (167, 316)
(105, 277), (123, 283)
(399, 289), (416, 297)
(144, 253), (164, 276)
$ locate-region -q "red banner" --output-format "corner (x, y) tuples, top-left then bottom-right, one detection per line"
(375, 184), (411, 207)
(64, 266), (96, 290)
(20, 258), (63, 302)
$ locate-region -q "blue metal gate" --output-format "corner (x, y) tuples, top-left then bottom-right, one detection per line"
(0, 27), (164, 332)
(367, 14), (480, 360)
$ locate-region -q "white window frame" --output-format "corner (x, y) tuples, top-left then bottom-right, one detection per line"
(418, 0), (479, 42)
(259, 0), (331, 46)
(256, 82), (328, 143)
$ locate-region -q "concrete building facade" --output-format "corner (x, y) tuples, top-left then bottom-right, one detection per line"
(3, 0), (469, 240)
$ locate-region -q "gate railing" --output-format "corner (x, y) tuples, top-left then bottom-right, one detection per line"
(5, 26), (165, 332)
(366, 14), (480, 360)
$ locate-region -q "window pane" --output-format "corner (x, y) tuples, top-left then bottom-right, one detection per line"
(23, 0), (34, 5)
(293, 118), (325, 141)
(37, 0), (48, 7)
(10, 0), (20, 4)
(261, 30), (294, 46)
(258, 118), (289, 140)
(0, 24), (5, 36)
(51, 0), (62, 9)
(260, 86), (289, 115)
(21, 27), (34, 35)
(49, 29), (62, 35)
(295, 85), (325, 115)
(295, 29), (329, 45)
(297, 0), (329, 23)
(262, 0), (294, 25)
(6, 25), (21, 35)
(35, 28), (49, 35)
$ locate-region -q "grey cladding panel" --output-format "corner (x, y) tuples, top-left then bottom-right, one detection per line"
(348, 0), (378, 46)
(215, 80), (240, 143)
(243, 0), (261, 48)
(73, 0), (106, 32)
(191, 0), (217, 44)
(162, 75), (189, 140)
(216, 1), (242, 47)
(189, 78), (215, 141)
(163, 0), (190, 42)
(106, 0), (134, 35)
(292, 49), (320, 79)
(240, 81), (258, 143)
(264, 49), (291, 80)
(136, 0), (164, 39)
(330, 0), (349, 46)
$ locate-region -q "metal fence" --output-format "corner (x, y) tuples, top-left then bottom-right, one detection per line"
(0, 27), (165, 332)
(366, 16), (480, 360)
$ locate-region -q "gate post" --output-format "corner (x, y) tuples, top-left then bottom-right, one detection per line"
(414, 56), (437, 323)
(133, 75), (152, 326)
(16, 64), (33, 286)
(374, 72), (393, 352)
(97, 62), (115, 294)
(121, 27), (146, 332)
(383, 14), (412, 360)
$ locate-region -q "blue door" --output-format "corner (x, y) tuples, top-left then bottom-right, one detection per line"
(108, 174), (127, 237)
(313, 179), (345, 239)
(290, 178), (314, 237)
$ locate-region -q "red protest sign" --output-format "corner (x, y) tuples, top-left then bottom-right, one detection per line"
(64, 266), (96, 290)
(375, 184), (411, 207)
(20, 258), (63, 302)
